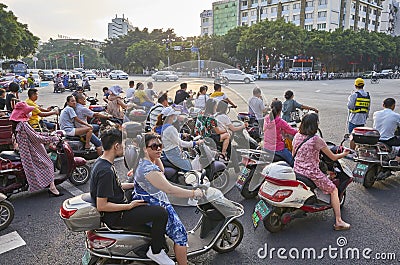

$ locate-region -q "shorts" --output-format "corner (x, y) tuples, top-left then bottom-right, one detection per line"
(65, 128), (75, 136)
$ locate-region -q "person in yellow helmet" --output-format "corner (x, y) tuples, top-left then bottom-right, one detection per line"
(347, 77), (370, 133)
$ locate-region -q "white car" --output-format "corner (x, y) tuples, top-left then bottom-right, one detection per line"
(83, 70), (97, 80)
(151, 71), (179, 81)
(221, 69), (255, 84)
(109, 70), (129, 80)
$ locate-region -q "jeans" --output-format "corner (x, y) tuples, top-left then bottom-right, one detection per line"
(163, 147), (192, 172)
(90, 134), (102, 147)
(41, 120), (56, 130)
(348, 122), (364, 134)
(275, 148), (294, 167)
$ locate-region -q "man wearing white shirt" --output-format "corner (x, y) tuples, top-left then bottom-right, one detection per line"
(373, 97), (400, 162)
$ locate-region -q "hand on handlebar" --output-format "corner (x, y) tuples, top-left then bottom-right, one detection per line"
(193, 188), (203, 200)
(196, 139), (205, 145)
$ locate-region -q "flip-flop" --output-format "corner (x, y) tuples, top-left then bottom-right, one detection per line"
(333, 223), (351, 231)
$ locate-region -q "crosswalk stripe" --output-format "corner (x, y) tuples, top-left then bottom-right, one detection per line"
(0, 231), (26, 255)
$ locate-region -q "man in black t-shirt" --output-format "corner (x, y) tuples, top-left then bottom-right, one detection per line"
(174, 82), (191, 105)
(90, 128), (174, 265)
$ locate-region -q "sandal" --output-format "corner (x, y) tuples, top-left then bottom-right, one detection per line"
(218, 153), (229, 162)
(333, 223), (351, 231)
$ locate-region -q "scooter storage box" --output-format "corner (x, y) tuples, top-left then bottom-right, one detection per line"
(61, 194), (101, 232)
(123, 122), (143, 138)
(352, 127), (380, 145)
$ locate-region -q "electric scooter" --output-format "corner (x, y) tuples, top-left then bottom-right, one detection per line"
(0, 192), (14, 230)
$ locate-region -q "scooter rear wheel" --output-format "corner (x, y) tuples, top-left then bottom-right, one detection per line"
(363, 166), (377, 188)
(263, 207), (284, 233)
(69, 165), (91, 186)
(0, 199), (14, 231)
(212, 219), (244, 253)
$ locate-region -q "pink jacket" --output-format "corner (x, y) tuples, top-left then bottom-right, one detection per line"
(263, 115), (297, 151)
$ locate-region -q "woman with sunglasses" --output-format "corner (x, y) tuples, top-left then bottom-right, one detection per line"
(132, 132), (203, 265)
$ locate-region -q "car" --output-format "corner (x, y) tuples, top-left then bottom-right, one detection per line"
(220, 69), (255, 84)
(40, 70), (54, 81)
(109, 70), (129, 80)
(69, 70), (83, 80)
(362, 71), (377, 79)
(0, 75), (15, 91)
(151, 71), (179, 81)
(83, 70), (97, 80)
(378, 69), (393, 79)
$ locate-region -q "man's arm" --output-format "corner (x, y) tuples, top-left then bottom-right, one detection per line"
(96, 197), (146, 212)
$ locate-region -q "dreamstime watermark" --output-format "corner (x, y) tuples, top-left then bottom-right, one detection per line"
(257, 237), (398, 261)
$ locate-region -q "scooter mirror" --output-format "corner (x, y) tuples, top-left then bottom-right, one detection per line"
(184, 171), (200, 186)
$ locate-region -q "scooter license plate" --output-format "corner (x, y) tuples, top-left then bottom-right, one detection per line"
(49, 152), (57, 161)
(82, 250), (91, 265)
(252, 200), (270, 228)
(235, 167), (250, 190)
(352, 163), (369, 182)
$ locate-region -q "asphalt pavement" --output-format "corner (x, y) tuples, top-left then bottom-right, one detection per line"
(1, 76), (399, 265)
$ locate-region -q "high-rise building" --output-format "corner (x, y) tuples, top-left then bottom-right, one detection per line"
(108, 14), (135, 39)
(200, 10), (214, 36)
(213, 0), (240, 36)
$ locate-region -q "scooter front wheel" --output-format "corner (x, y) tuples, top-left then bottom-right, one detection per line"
(0, 199), (15, 231)
(263, 207), (284, 233)
(69, 165), (91, 186)
(212, 219), (244, 253)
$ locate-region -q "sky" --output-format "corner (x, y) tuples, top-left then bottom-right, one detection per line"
(2, 0), (215, 42)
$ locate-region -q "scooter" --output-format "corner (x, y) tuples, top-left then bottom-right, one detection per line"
(252, 143), (353, 233)
(59, 171), (244, 265)
(237, 112), (261, 143)
(162, 137), (230, 190)
(350, 127), (400, 188)
(0, 132), (90, 196)
(0, 192), (14, 231)
(53, 82), (65, 93)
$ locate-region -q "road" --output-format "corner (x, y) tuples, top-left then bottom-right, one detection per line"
(1, 76), (399, 265)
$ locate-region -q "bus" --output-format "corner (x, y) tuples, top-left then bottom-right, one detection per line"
(1, 60), (29, 76)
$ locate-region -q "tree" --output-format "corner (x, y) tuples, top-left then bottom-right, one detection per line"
(0, 4), (39, 58)
(125, 40), (163, 73)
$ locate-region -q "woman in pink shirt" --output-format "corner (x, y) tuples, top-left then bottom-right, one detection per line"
(293, 113), (350, 231)
(263, 100), (297, 166)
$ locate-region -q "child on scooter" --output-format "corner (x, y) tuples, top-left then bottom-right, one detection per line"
(292, 113), (351, 231)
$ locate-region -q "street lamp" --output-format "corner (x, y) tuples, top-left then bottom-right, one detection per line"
(162, 35), (175, 69)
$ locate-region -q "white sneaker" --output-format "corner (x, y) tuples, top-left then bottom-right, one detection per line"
(146, 248), (175, 265)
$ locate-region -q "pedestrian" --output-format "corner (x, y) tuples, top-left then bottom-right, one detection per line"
(347, 78), (370, 133)
(10, 102), (63, 196)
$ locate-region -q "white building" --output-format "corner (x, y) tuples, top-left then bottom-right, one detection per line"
(200, 10), (214, 36)
(237, 0), (400, 33)
(108, 14), (135, 39)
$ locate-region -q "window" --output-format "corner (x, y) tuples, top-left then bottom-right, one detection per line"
(306, 13), (313, 19)
(305, 24), (313, 31)
(242, 1), (248, 6)
(363, 6), (367, 12)
(282, 5), (289, 11)
(251, 0), (257, 5)
(362, 18), (366, 23)
(317, 23), (326, 30)
(306, 1), (314, 7)
(318, 11), (327, 18)
(271, 7), (277, 13)
(242, 22), (247, 26)
(284, 15), (289, 22)
(318, 0), (327, 5)
(352, 15), (355, 20)
(251, 10), (256, 16)
(293, 3), (301, 9)
(293, 14), (300, 20)
(242, 12), (248, 17)
(373, 9), (377, 15)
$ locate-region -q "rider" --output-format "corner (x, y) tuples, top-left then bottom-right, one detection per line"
(146, 92), (169, 130)
(194, 85), (210, 109)
(134, 82), (154, 110)
(82, 74), (90, 90)
(282, 90), (318, 123)
(89, 129), (174, 265)
(248, 87), (268, 132)
(106, 85), (128, 124)
(210, 83), (237, 108)
(347, 78), (370, 133)
(263, 99), (297, 167)
(131, 132), (203, 265)
(174, 82), (192, 105)
(373, 98), (400, 162)
(26, 88), (58, 132)
(293, 113), (351, 231)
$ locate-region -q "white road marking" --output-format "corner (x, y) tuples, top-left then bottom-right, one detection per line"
(0, 231), (26, 255)
(315, 89), (321, 92)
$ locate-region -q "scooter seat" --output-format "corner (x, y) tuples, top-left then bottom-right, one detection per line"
(295, 173), (317, 190)
(0, 151), (21, 162)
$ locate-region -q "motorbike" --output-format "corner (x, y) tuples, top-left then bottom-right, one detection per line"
(162, 136), (230, 190)
(350, 127), (400, 188)
(53, 82), (65, 93)
(0, 192), (14, 231)
(68, 79), (79, 91)
(59, 171), (244, 265)
(235, 149), (286, 199)
(0, 133), (90, 196)
(82, 78), (91, 91)
(237, 112), (261, 143)
(252, 142), (353, 233)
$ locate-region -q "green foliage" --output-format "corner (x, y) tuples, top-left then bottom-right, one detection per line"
(0, 4), (39, 58)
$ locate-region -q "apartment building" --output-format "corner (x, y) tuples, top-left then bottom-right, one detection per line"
(212, 0), (240, 36)
(108, 14), (135, 39)
(205, 0), (399, 35)
(200, 10), (214, 36)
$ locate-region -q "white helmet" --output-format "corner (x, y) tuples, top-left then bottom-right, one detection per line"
(262, 161), (295, 180)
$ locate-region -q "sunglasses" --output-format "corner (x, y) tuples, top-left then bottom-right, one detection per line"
(147, 143), (163, 150)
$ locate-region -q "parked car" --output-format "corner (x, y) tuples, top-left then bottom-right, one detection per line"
(151, 71), (179, 81)
(108, 70), (129, 80)
(378, 69), (393, 79)
(40, 70), (54, 81)
(220, 69), (255, 84)
(362, 71), (377, 79)
(83, 70), (97, 80)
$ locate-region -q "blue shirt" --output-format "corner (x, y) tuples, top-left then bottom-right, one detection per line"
(59, 106), (77, 132)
